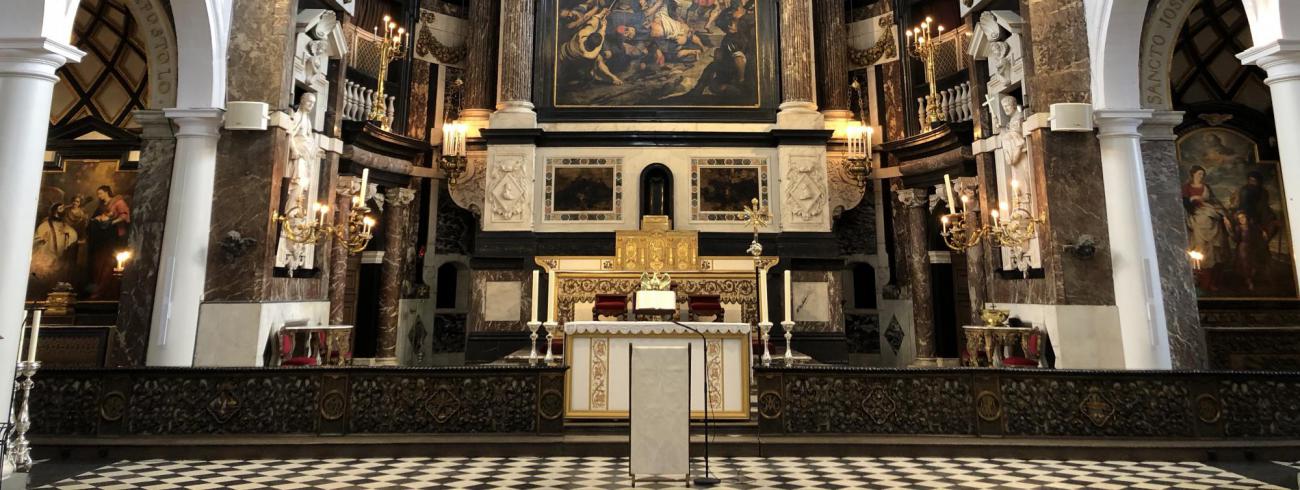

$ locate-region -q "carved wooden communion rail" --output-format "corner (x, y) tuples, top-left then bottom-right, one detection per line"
(29, 366), (567, 437)
(755, 366), (1300, 439)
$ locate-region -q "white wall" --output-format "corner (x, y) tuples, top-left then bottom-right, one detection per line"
(194, 301), (329, 366)
(1000, 303), (1127, 369)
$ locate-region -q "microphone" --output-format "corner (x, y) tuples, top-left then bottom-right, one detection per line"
(670, 320), (720, 486)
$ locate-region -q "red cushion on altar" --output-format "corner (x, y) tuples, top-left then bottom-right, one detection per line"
(282, 356), (319, 366)
(689, 295), (723, 308)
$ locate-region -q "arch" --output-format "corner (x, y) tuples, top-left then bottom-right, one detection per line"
(170, 0), (230, 109)
(639, 163), (674, 223)
(1086, 0), (1151, 110)
(1138, 0), (1199, 110)
(122, 0), (179, 109)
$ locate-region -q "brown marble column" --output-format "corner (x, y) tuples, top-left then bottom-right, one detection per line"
(460, 0), (498, 122)
(491, 0), (535, 127)
(329, 176), (359, 325)
(375, 187), (417, 363)
(955, 177), (987, 325)
(1141, 111), (1204, 369)
(112, 110), (176, 366)
(813, 0), (851, 120)
(897, 188), (935, 363)
(778, 0), (821, 127)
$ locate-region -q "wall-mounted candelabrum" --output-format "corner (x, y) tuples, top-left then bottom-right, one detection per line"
(369, 15), (408, 131)
(906, 17), (944, 132)
(275, 169), (377, 254)
(844, 122), (874, 189)
(939, 174), (1043, 259)
(440, 121), (468, 186)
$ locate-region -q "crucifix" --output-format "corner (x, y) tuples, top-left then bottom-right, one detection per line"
(983, 93), (1004, 130)
(737, 198), (771, 258)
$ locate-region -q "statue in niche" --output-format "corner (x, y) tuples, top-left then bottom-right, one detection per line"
(997, 95), (1027, 168)
(979, 13), (1013, 89)
(286, 92), (320, 201)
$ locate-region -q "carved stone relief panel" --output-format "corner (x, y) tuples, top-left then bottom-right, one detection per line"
(483, 145), (535, 230)
(779, 146), (831, 232)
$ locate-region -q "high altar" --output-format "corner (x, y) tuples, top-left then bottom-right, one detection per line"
(539, 217), (771, 419)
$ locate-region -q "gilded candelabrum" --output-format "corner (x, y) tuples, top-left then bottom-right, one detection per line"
(369, 15), (407, 130)
(940, 177), (1043, 259)
(846, 80), (875, 189)
(906, 17), (944, 132)
(275, 188), (331, 245)
(738, 198), (773, 364)
(334, 196), (376, 254)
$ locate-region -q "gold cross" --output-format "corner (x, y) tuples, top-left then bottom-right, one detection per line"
(737, 198), (770, 234)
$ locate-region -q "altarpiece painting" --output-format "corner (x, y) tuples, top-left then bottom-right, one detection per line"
(28, 159), (137, 301)
(1177, 126), (1297, 298)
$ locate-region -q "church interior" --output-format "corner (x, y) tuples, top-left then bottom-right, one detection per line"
(2, 0), (1300, 487)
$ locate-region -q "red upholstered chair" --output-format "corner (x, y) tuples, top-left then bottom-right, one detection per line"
(687, 294), (725, 322)
(1002, 328), (1045, 368)
(592, 294), (630, 321)
(279, 332), (319, 366)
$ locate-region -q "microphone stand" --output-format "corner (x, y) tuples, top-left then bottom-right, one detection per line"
(671, 320), (720, 486)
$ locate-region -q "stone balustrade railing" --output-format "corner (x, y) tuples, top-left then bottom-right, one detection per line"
(916, 81), (974, 129)
(343, 79), (397, 124)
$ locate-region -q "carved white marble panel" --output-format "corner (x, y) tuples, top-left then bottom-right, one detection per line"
(630, 345), (690, 479)
(483, 145), (535, 230)
(792, 282), (830, 322)
(779, 146), (831, 232)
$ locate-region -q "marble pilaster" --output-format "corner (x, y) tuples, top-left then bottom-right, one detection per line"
(1019, 0), (1092, 113)
(376, 187), (418, 363)
(460, 0), (497, 126)
(955, 177), (988, 325)
(113, 110), (176, 366)
(813, 0), (851, 120)
(777, 0), (823, 128)
(897, 188), (935, 363)
(1141, 111), (1204, 369)
(491, 0), (535, 128)
(329, 176), (359, 325)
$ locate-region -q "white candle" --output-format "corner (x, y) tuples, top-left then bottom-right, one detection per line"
(547, 270), (557, 323)
(866, 126), (874, 161)
(944, 174), (957, 214)
(758, 271), (769, 323)
(783, 270), (793, 322)
(530, 270), (540, 323)
(15, 310), (27, 363)
(27, 309), (41, 363)
(359, 168), (369, 202)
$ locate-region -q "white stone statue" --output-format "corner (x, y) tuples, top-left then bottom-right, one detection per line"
(968, 10), (1024, 95)
(997, 95), (1027, 168)
(287, 92), (320, 198)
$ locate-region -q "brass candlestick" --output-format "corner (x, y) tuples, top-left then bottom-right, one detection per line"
(369, 15), (408, 130)
(906, 17), (944, 132)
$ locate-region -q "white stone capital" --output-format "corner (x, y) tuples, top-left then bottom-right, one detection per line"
(164, 108), (225, 138)
(1138, 110), (1185, 141)
(0, 38), (84, 81)
(1094, 109), (1153, 138)
(1238, 39), (1300, 83)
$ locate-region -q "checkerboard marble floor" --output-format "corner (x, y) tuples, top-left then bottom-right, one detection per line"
(29, 456), (1296, 490)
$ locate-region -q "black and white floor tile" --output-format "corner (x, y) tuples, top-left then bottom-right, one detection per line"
(31, 456), (1296, 489)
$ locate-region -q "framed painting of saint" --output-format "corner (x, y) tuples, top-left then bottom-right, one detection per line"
(534, 0), (779, 121)
(1177, 126), (1297, 299)
(691, 157), (768, 221)
(544, 157), (623, 221)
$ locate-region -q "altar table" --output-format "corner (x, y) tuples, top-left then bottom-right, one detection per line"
(564, 321), (751, 419)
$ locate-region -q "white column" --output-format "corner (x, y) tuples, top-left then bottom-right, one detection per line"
(1239, 40), (1300, 289)
(147, 109), (223, 366)
(0, 39), (82, 417)
(1095, 109), (1171, 369)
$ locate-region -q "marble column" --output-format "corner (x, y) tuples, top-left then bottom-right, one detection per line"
(1095, 110), (1171, 369)
(460, 0), (497, 130)
(329, 176), (359, 325)
(113, 111), (176, 366)
(147, 109), (225, 366)
(813, 0), (851, 122)
(778, 0), (823, 129)
(1239, 41), (1300, 290)
(955, 177), (987, 325)
(490, 0), (535, 128)
(897, 188), (935, 364)
(0, 38), (83, 416)
(1140, 111), (1204, 369)
(375, 187), (417, 364)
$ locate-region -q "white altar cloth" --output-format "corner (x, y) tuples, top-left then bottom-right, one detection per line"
(564, 321), (751, 419)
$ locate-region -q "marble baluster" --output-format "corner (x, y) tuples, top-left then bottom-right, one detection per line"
(813, 0), (851, 122)
(375, 187), (418, 364)
(113, 111), (176, 366)
(329, 177), (359, 325)
(777, 0), (823, 128)
(1140, 111), (1204, 369)
(897, 188), (936, 365)
(491, 0), (536, 128)
(460, 0), (498, 126)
